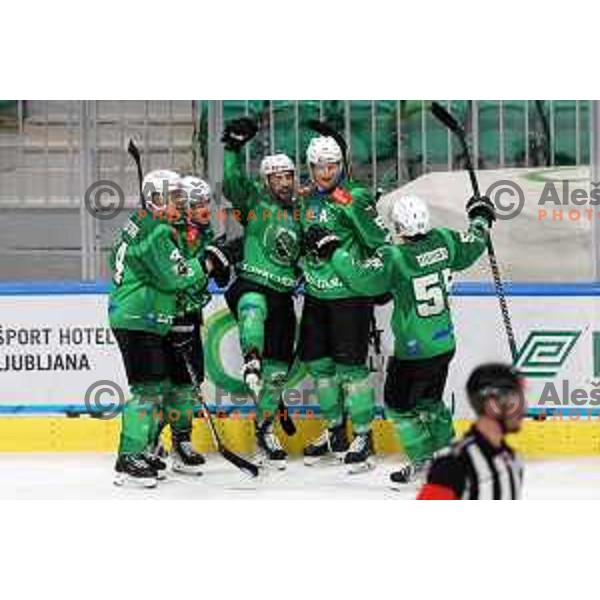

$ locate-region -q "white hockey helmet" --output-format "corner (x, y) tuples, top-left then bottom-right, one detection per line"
(390, 195), (431, 238)
(142, 169), (184, 208)
(306, 136), (343, 165)
(260, 154), (295, 178)
(182, 175), (212, 206)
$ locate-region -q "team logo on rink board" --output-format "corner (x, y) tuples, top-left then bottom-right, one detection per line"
(202, 307), (307, 395)
(515, 330), (582, 378)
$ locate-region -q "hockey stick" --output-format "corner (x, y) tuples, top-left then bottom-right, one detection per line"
(244, 376), (295, 437)
(127, 139), (147, 210)
(126, 142), (257, 473)
(533, 101), (551, 167)
(280, 402), (296, 434)
(279, 345), (303, 437)
(181, 350), (260, 477)
(430, 102), (518, 363)
(278, 395), (297, 436)
(242, 355), (297, 436)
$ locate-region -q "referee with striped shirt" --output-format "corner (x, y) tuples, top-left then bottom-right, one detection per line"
(417, 363), (525, 500)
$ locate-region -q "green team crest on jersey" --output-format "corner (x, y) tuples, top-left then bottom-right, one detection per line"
(262, 225), (301, 267)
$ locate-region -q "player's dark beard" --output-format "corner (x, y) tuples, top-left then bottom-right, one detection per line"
(273, 187), (294, 207)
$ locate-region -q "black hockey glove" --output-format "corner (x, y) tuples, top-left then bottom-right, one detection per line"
(304, 225), (340, 261)
(204, 244), (232, 288)
(222, 235), (244, 265)
(466, 195), (496, 228)
(221, 117), (259, 151)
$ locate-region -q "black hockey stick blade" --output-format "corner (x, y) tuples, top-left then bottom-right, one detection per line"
(430, 102), (462, 134)
(182, 352), (260, 477)
(127, 138), (141, 163)
(200, 402), (260, 477)
(307, 119), (348, 153)
(430, 103), (480, 196)
(127, 139), (143, 184)
(205, 408), (260, 477)
(127, 138), (146, 210)
(221, 445), (260, 478)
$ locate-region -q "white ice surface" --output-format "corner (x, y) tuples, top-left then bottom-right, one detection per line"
(1, 454), (600, 499)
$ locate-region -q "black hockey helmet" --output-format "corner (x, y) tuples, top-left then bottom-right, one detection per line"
(466, 363), (525, 419)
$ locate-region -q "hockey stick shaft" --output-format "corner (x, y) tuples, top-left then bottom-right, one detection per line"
(277, 397), (296, 436)
(245, 368), (296, 436)
(485, 237), (519, 362)
(181, 350), (259, 477)
(430, 103), (480, 195)
(430, 102), (517, 363)
(127, 139), (147, 211)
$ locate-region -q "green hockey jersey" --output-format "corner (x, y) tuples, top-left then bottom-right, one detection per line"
(108, 211), (208, 336)
(171, 218), (214, 316)
(223, 150), (302, 292)
(299, 183), (390, 300)
(331, 220), (488, 359)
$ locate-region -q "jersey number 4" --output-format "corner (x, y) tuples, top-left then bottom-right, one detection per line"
(413, 268), (452, 317)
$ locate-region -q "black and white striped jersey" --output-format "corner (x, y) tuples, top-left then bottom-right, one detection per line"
(419, 426), (523, 500)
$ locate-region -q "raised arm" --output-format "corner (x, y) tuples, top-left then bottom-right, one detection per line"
(344, 187), (391, 251)
(331, 245), (396, 297)
(223, 149), (261, 217)
(221, 117), (260, 217)
(437, 217), (488, 272)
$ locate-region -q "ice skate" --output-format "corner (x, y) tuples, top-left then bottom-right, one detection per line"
(171, 435), (205, 475)
(303, 422), (349, 466)
(255, 419), (287, 470)
(114, 454), (158, 488)
(344, 431), (375, 474)
(389, 460), (430, 489)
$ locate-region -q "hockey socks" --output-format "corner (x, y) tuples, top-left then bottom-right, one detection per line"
(256, 360), (288, 418)
(307, 358), (344, 427)
(237, 291), (268, 356)
(419, 399), (455, 454)
(338, 363), (375, 434)
(385, 406), (433, 465)
(118, 381), (164, 456)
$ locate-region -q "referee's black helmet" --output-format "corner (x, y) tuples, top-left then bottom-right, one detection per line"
(466, 363), (525, 420)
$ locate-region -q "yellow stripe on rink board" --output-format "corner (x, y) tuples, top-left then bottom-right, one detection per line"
(0, 416), (120, 452)
(0, 416), (600, 456)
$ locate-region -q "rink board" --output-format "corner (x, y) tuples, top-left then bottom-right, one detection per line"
(0, 281), (599, 455)
(1, 416), (600, 457)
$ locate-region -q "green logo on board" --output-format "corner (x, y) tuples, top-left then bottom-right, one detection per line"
(515, 330), (581, 378)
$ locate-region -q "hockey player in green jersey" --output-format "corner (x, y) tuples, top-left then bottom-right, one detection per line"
(299, 135), (390, 473)
(315, 193), (496, 485)
(147, 175), (230, 475)
(221, 117), (302, 469)
(109, 170), (230, 486)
